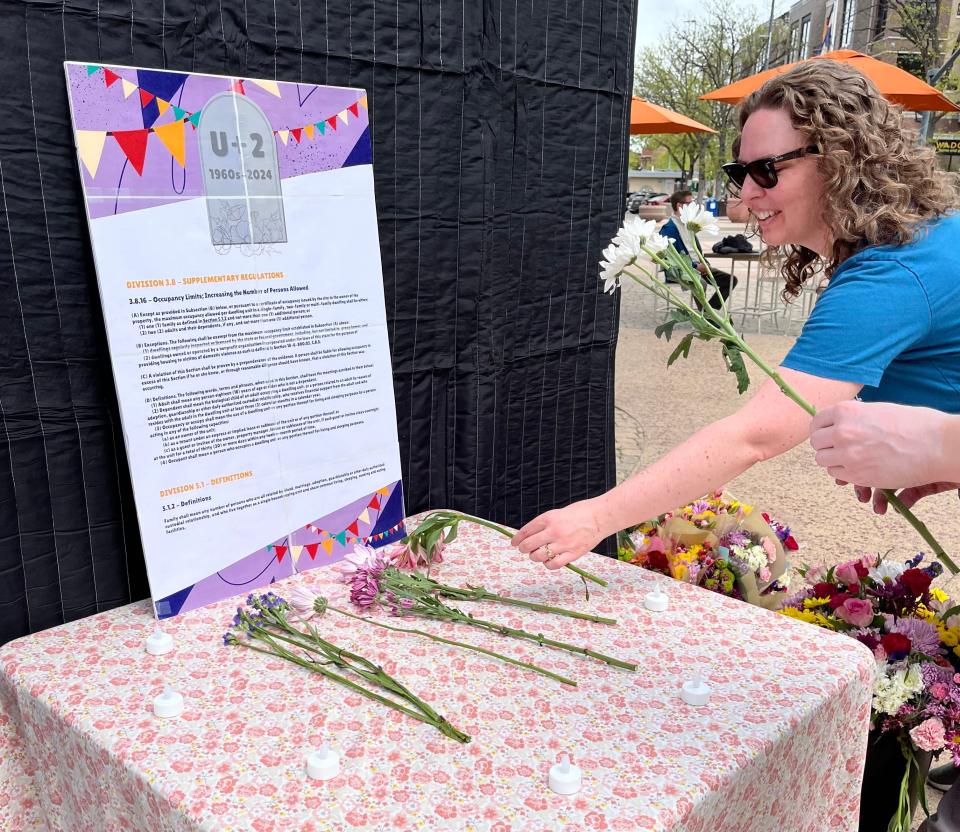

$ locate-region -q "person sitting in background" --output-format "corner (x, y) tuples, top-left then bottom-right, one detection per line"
(659, 189), (737, 309)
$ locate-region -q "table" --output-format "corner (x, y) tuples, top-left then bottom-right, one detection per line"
(704, 251), (784, 334)
(0, 516), (874, 831)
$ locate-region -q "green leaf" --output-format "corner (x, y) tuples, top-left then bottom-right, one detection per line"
(667, 333), (694, 366)
(722, 343), (750, 394)
(654, 319), (677, 342)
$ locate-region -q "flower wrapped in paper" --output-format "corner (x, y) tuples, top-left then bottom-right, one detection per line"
(617, 491), (793, 609)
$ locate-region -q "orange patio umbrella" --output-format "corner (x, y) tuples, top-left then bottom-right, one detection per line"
(630, 97), (717, 135)
(701, 49), (959, 112)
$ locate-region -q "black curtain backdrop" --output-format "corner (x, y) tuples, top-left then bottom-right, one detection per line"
(0, 0), (636, 645)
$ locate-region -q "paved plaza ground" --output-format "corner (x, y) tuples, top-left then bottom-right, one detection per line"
(612, 219), (960, 826)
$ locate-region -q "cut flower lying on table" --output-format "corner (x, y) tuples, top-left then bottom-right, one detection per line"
(778, 553), (960, 831)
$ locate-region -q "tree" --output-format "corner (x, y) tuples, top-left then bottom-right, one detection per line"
(884, 0), (960, 139)
(634, 0), (770, 196)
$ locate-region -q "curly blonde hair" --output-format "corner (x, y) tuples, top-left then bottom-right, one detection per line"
(736, 60), (958, 299)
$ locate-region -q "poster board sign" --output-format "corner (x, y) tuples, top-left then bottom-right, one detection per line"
(64, 62), (405, 617)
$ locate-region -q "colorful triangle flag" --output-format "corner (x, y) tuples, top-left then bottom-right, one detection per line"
(377, 488), (390, 496)
(359, 94), (368, 109)
(358, 509), (370, 525)
(156, 98), (170, 116)
(103, 68), (120, 88)
(304, 124), (315, 140)
(171, 106), (187, 121)
(368, 494), (381, 510)
(86, 65), (100, 76)
(347, 521), (359, 536)
(121, 79), (137, 99)
(334, 531), (347, 546)
(76, 131), (107, 178)
(188, 111), (202, 127)
(153, 120), (186, 167)
(348, 102), (359, 118)
(232, 79), (245, 94)
(291, 127), (302, 144)
(316, 121), (326, 136)
(112, 129), (149, 176)
(277, 130), (289, 145)
(321, 539), (334, 555)
(338, 110), (349, 125)
(305, 543), (319, 560)
(326, 116), (338, 131)
(274, 545), (288, 562)
(249, 79), (281, 97)
(291, 545), (304, 565)
(139, 89), (155, 107)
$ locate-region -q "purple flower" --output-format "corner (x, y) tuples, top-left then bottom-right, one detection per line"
(349, 557), (386, 608)
(889, 618), (943, 657)
(722, 531), (750, 548)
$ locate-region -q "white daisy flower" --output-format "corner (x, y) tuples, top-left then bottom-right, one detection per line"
(678, 202), (720, 237)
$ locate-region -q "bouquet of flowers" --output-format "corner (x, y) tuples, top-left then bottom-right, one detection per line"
(778, 553), (960, 831)
(617, 491), (795, 608)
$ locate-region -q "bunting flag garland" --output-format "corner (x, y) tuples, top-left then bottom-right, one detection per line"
(249, 79), (282, 97)
(79, 63), (368, 176)
(304, 488), (399, 547)
(76, 130), (107, 177)
(153, 120), (186, 167)
(112, 129), (149, 175)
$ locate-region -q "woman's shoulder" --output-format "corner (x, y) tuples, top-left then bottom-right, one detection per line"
(837, 212), (960, 278)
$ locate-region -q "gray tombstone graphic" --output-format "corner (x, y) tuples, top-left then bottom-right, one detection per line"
(198, 92), (287, 246)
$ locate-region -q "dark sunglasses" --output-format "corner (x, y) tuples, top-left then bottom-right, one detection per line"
(722, 146), (819, 195)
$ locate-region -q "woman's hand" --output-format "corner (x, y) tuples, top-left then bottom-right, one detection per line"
(510, 499), (606, 570)
(810, 401), (957, 488)
(849, 481), (960, 515)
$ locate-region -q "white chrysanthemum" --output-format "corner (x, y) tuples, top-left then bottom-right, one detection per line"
(599, 243), (631, 294)
(873, 664), (924, 716)
(678, 202), (720, 237)
(868, 559), (906, 584)
(613, 217), (658, 257)
(731, 543), (767, 573)
(646, 232), (670, 256)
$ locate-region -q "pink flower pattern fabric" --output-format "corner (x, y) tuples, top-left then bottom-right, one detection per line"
(0, 516), (873, 831)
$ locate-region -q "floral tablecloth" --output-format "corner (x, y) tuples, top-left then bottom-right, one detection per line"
(0, 515), (874, 831)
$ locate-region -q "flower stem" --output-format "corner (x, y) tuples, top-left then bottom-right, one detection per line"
(401, 595), (637, 671)
(384, 567), (616, 624)
(328, 605), (577, 687)
(419, 510), (608, 587)
(236, 608), (469, 743)
(234, 632), (470, 742)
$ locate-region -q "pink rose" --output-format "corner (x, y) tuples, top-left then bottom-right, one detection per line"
(761, 537), (777, 563)
(835, 598), (875, 628)
(835, 561), (862, 588)
(910, 718), (946, 752)
(758, 567), (772, 583)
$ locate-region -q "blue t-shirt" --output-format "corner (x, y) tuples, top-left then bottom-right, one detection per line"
(782, 212), (960, 413)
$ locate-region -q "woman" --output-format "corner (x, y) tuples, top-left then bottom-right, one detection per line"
(512, 59), (960, 569)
